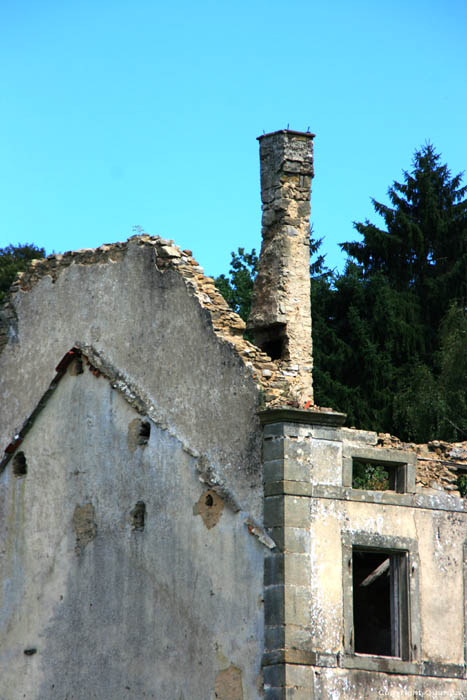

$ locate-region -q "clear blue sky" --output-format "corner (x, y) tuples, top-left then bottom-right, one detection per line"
(1, 0), (466, 278)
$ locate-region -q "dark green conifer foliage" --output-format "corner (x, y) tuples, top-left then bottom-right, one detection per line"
(343, 144), (467, 361)
(318, 144), (467, 441)
(216, 144), (466, 442)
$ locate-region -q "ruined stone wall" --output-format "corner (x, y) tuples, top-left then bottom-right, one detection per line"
(2, 233), (462, 497)
(0, 234), (291, 697)
(377, 433), (466, 495)
(0, 233), (326, 421)
(0, 235), (268, 519)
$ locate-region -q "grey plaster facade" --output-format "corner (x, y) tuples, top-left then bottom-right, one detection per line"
(1, 130), (466, 699)
(0, 239), (268, 699)
(1, 358), (264, 698)
(261, 411), (467, 698)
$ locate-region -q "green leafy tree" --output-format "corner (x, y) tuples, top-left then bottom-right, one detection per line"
(0, 244), (46, 303)
(214, 247), (258, 322)
(352, 460), (390, 490)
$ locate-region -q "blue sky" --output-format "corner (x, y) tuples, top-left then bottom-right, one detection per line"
(1, 0), (466, 278)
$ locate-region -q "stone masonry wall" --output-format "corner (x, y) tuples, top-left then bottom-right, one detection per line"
(247, 130), (315, 404)
(377, 432), (467, 494)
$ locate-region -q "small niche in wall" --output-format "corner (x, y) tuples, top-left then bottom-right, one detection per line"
(138, 421), (151, 446)
(12, 451), (28, 477)
(253, 323), (288, 361)
(68, 357), (84, 375)
(127, 418), (151, 453)
(131, 501), (146, 531)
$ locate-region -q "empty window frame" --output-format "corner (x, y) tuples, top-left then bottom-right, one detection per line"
(352, 458), (403, 492)
(342, 447), (416, 494)
(352, 548), (409, 659)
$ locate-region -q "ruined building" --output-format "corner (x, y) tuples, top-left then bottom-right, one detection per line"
(0, 131), (466, 699)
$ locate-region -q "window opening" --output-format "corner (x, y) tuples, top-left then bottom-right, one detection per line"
(352, 459), (403, 491)
(352, 548), (408, 658)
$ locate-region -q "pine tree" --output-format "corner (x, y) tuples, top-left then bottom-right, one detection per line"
(342, 144), (467, 361)
(322, 144), (467, 440)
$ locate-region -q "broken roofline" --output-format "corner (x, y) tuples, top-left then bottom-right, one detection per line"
(1, 348), (82, 468)
(2, 234), (465, 490)
(0, 343), (276, 551)
(1, 233), (324, 410)
(1, 341), (187, 473)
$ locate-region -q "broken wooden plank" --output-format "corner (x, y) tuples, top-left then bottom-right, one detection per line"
(360, 558), (390, 587)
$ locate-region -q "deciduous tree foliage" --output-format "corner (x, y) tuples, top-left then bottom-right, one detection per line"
(0, 244), (46, 303)
(215, 247), (258, 322)
(216, 144), (467, 442)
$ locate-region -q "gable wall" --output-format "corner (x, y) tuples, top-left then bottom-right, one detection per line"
(0, 237), (263, 519)
(0, 360), (264, 699)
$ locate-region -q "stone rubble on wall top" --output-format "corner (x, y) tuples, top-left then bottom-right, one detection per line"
(3, 234), (316, 411)
(4, 232), (464, 496)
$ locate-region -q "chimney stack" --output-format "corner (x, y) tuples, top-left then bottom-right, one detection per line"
(247, 129), (315, 402)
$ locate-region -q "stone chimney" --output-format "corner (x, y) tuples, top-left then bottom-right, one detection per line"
(247, 129), (315, 402)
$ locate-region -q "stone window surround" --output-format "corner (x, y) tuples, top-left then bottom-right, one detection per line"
(341, 530), (422, 675)
(342, 445), (417, 494)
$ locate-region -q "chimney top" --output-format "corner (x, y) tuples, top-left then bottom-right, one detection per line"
(247, 129), (315, 403)
(257, 129), (315, 141)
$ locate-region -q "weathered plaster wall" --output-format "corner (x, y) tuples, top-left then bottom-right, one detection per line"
(313, 667), (466, 699)
(262, 414), (467, 699)
(0, 363), (264, 699)
(0, 237), (263, 519)
(309, 499), (466, 663)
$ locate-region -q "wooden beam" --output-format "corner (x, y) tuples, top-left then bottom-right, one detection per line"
(360, 558), (390, 587)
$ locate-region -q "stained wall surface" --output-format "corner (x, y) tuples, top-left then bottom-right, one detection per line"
(262, 417), (467, 699)
(0, 363), (264, 699)
(0, 237), (263, 520)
